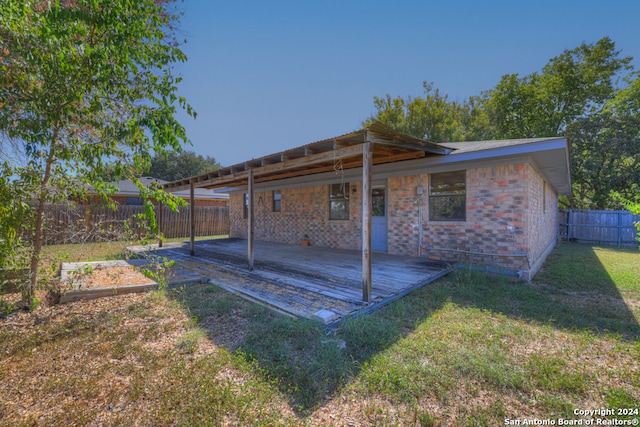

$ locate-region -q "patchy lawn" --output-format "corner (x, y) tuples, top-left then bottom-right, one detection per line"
(1, 242), (639, 426)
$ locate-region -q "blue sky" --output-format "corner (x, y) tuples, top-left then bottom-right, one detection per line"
(173, 0), (640, 166)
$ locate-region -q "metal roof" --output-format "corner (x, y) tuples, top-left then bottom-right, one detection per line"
(163, 122), (452, 192)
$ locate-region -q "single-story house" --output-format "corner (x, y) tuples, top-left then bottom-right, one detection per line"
(108, 176), (228, 207)
(164, 122), (571, 297)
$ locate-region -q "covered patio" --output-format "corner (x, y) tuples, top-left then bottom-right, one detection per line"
(128, 238), (452, 324)
(160, 122), (452, 304)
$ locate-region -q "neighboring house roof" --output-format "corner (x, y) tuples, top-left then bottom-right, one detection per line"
(163, 123), (571, 196)
(112, 177), (228, 200)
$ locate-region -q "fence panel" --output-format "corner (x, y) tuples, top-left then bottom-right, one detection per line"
(43, 204), (229, 245)
(558, 209), (640, 246)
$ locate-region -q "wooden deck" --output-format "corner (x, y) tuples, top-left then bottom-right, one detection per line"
(128, 238), (453, 325)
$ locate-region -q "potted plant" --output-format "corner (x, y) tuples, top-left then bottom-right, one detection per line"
(301, 234), (310, 247)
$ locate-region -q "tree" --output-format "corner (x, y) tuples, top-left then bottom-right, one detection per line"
(0, 0), (194, 309)
(487, 38), (639, 209)
(565, 71), (640, 209)
(566, 111), (640, 208)
(368, 39), (638, 209)
(612, 192), (640, 248)
(364, 81), (493, 143)
(486, 37), (632, 138)
(148, 151), (220, 182)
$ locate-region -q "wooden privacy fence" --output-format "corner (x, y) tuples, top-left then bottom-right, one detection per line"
(558, 209), (640, 247)
(43, 204), (229, 245)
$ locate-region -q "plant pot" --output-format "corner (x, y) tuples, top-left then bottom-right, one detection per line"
(301, 239), (310, 247)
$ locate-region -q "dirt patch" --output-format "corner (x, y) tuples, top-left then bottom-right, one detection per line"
(67, 265), (156, 290)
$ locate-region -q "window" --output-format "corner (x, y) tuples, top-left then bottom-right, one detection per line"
(272, 190), (281, 212)
(429, 171), (466, 221)
(329, 183), (349, 220)
(372, 187), (385, 217)
(243, 193), (248, 219)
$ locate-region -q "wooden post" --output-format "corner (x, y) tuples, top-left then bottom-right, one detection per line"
(247, 168), (255, 270)
(189, 183), (195, 256)
(158, 202), (163, 248)
(362, 142), (373, 303)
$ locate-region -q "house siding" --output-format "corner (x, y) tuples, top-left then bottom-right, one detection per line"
(230, 162), (557, 279)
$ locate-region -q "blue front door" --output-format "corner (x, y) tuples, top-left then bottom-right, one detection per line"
(372, 187), (388, 251)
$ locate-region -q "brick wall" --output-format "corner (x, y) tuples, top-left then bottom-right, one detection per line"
(526, 168), (558, 271)
(230, 183), (363, 250)
(386, 163), (557, 274)
(230, 162), (557, 278)
(387, 165), (531, 272)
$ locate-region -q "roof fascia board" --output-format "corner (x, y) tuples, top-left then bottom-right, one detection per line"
(225, 155), (534, 194)
(438, 138), (567, 163)
(223, 139), (569, 194)
(164, 143), (364, 192)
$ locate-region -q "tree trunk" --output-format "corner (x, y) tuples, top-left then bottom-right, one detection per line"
(24, 134), (57, 310)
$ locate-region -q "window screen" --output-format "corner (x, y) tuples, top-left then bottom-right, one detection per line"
(429, 171), (466, 221)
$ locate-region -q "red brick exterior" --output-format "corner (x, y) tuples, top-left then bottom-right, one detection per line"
(385, 163), (557, 276)
(230, 184), (364, 249)
(230, 162), (557, 279)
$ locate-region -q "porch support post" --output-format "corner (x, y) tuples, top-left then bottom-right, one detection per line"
(362, 141), (373, 303)
(189, 183), (195, 256)
(158, 202), (163, 248)
(247, 168), (255, 270)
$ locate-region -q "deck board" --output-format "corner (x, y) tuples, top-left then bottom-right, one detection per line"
(128, 238), (452, 324)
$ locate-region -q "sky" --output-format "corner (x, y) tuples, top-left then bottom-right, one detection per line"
(172, 0), (640, 166)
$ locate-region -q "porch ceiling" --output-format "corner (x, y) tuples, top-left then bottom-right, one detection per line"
(163, 122), (451, 193)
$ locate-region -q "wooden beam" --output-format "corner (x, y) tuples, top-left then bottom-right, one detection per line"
(373, 150), (426, 164)
(189, 184), (195, 256)
(362, 141), (373, 303)
(251, 150), (425, 185)
(165, 170), (250, 192)
(366, 132), (450, 154)
(257, 143), (363, 176)
(165, 143), (366, 192)
(247, 168), (255, 270)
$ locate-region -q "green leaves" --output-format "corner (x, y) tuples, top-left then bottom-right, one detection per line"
(367, 37), (639, 210)
(365, 81), (492, 143)
(487, 37), (632, 138)
(148, 151), (221, 182)
(0, 0), (195, 306)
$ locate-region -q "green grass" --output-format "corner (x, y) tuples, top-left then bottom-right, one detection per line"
(40, 234), (229, 264)
(1, 241), (639, 426)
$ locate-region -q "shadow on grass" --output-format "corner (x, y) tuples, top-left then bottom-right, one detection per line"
(169, 242), (640, 415)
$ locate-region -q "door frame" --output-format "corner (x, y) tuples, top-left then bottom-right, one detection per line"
(371, 184), (388, 252)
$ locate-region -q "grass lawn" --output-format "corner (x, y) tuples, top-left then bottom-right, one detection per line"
(40, 234), (230, 264)
(1, 241), (639, 426)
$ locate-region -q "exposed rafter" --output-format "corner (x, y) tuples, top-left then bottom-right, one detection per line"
(163, 122), (452, 193)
